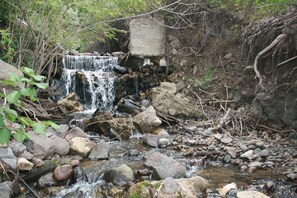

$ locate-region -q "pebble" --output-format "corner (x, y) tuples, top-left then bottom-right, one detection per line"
(240, 165), (248, 172)
(206, 138), (214, 145)
(208, 144), (216, 151)
(158, 138), (170, 147)
(226, 147), (237, 158)
(256, 141), (265, 147)
(248, 166), (257, 173)
(224, 155), (231, 163)
(221, 137), (233, 144)
(248, 161), (263, 168)
(184, 125), (197, 133)
(260, 149), (270, 157)
(241, 150), (254, 160)
(287, 173), (297, 180)
(239, 144), (248, 152)
(213, 134), (222, 140)
(253, 148), (262, 154)
(198, 139), (206, 145)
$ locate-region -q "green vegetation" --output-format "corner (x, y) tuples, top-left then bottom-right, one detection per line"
(0, 67), (59, 144)
(187, 68), (214, 90)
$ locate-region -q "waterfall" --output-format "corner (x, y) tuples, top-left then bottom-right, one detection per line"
(60, 55), (118, 112)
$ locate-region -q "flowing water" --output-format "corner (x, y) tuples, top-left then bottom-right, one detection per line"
(60, 55), (118, 112)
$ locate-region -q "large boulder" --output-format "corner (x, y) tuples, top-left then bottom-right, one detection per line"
(129, 17), (165, 57)
(133, 106), (162, 133)
(0, 59), (23, 87)
(24, 132), (55, 160)
(127, 176), (208, 198)
(237, 190), (269, 198)
(144, 152), (186, 179)
(150, 82), (201, 118)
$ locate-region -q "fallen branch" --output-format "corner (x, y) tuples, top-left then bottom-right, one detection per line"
(276, 55), (297, 68)
(211, 108), (231, 131)
(253, 33), (287, 90)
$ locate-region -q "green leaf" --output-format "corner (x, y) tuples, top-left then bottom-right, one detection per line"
(20, 67), (34, 77)
(33, 82), (48, 89)
(0, 115), (5, 127)
(1, 79), (17, 87)
(33, 74), (46, 82)
(32, 122), (47, 135)
(0, 127), (11, 144)
(13, 129), (28, 142)
(8, 73), (22, 82)
(44, 120), (60, 129)
(0, 91), (5, 98)
(18, 117), (33, 127)
(3, 107), (18, 122)
(20, 88), (37, 98)
(6, 91), (21, 104)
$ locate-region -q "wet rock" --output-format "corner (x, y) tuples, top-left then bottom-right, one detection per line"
(144, 151), (186, 179)
(237, 190), (269, 198)
(57, 93), (83, 112)
(240, 150), (254, 160)
(133, 106), (162, 133)
(226, 147), (237, 158)
(54, 165), (73, 181)
(88, 142), (109, 160)
(0, 181), (14, 198)
(24, 132), (55, 160)
(12, 143), (26, 157)
(0, 148), (17, 170)
(150, 82), (201, 117)
(181, 147), (194, 156)
(69, 137), (95, 157)
(17, 158), (34, 171)
(113, 64), (128, 74)
(144, 134), (159, 148)
(64, 127), (87, 141)
(158, 138), (169, 147)
(103, 164), (134, 186)
(50, 135), (69, 156)
(38, 172), (59, 188)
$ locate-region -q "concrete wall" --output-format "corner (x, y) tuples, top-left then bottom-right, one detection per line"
(129, 17), (165, 57)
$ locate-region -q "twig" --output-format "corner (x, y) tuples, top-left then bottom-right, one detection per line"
(276, 55), (297, 68)
(153, 181), (164, 198)
(253, 33), (287, 90)
(258, 124), (294, 133)
(190, 89), (210, 120)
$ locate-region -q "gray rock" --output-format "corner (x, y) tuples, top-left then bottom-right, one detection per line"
(248, 161), (263, 168)
(163, 177), (180, 194)
(237, 190), (269, 198)
(158, 138), (169, 147)
(129, 17), (165, 57)
(213, 134), (222, 140)
(208, 144), (216, 150)
(221, 136), (233, 144)
(0, 148), (17, 170)
(140, 99), (151, 108)
(183, 125), (197, 133)
(64, 127), (86, 141)
(50, 135), (69, 156)
(38, 172), (59, 188)
(24, 132), (55, 160)
(287, 173), (297, 180)
(0, 59), (23, 87)
(264, 161), (274, 167)
(240, 150), (254, 160)
(239, 143), (248, 152)
(103, 164), (134, 186)
(176, 81), (186, 92)
(113, 64), (128, 74)
(260, 149), (270, 157)
(12, 142), (26, 157)
(88, 142), (109, 160)
(19, 150), (33, 160)
(46, 124), (69, 138)
(0, 181), (13, 198)
(226, 147), (237, 158)
(256, 141), (265, 147)
(254, 148), (262, 154)
(133, 106), (162, 133)
(224, 155), (232, 163)
(144, 134), (159, 148)
(198, 139), (207, 145)
(145, 152), (186, 179)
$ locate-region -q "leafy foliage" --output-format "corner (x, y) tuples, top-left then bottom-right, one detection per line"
(0, 67), (58, 144)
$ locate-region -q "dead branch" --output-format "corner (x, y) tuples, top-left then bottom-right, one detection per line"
(253, 33), (287, 90)
(211, 108), (231, 131)
(276, 55), (297, 68)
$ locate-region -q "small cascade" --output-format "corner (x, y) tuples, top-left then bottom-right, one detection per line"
(60, 55), (118, 112)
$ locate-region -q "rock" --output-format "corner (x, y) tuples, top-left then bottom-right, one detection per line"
(254, 148), (262, 154)
(221, 136), (233, 144)
(64, 127), (87, 141)
(241, 150), (254, 160)
(219, 182), (236, 197)
(144, 152), (186, 179)
(158, 138), (169, 147)
(57, 93), (83, 112)
(95, 118), (134, 140)
(24, 132), (55, 160)
(224, 155), (232, 163)
(239, 143), (248, 152)
(144, 134), (159, 148)
(140, 99), (151, 108)
(88, 142), (109, 160)
(69, 137), (95, 157)
(213, 133), (223, 140)
(287, 173), (297, 180)
(223, 53), (232, 59)
(71, 159), (80, 167)
(248, 161), (263, 168)
(150, 82), (201, 117)
(0, 181), (13, 198)
(103, 164), (134, 186)
(46, 124), (69, 137)
(260, 149), (270, 157)
(113, 64), (128, 74)
(176, 81), (186, 92)
(12, 143), (26, 157)
(129, 17), (165, 57)
(237, 190), (269, 198)
(0, 148), (17, 170)
(153, 128), (170, 137)
(32, 157), (45, 167)
(159, 58), (167, 67)
(19, 150), (33, 160)
(17, 158), (34, 171)
(226, 147), (237, 158)
(133, 106), (162, 133)
(198, 139), (206, 145)
(208, 144), (216, 150)
(54, 165), (73, 181)
(163, 177), (180, 194)
(50, 135), (69, 156)
(183, 125), (197, 133)
(0, 59), (23, 87)
(38, 172), (59, 188)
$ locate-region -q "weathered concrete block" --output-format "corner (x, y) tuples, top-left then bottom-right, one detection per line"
(129, 17), (165, 57)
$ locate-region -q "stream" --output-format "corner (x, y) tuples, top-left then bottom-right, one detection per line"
(44, 54), (297, 198)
